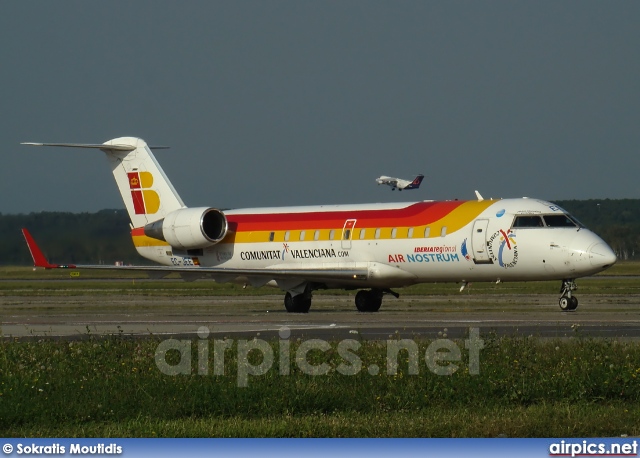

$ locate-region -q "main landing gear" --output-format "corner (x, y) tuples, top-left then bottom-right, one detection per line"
(559, 279), (578, 311)
(355, 290), (382, 312)
(355, 289), (399, 312)
(283, 287), (399, 313)
(284, 291), (312, 313)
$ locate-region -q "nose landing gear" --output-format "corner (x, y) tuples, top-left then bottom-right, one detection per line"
(559, 279), (578, 311)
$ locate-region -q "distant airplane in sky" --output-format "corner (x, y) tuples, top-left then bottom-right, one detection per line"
(21, 138), (616, 313)
(376, 174), (424, 191)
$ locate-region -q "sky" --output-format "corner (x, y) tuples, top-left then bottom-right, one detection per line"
(1, 1), (639, 214)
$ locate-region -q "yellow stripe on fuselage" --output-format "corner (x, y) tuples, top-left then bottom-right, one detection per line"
(220, 200), (496, 244)
(132, 234), (170, 248)
(131, 200), (496, 248)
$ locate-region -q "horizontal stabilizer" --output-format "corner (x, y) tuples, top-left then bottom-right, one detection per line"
(22, 137), (181, 229)
(21, 142), (169, 151)
(22, 142), (135, 151)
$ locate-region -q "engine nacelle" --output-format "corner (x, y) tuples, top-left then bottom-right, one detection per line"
(143, 207), (228, 250)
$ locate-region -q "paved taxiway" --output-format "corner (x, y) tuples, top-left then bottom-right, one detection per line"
(2, 293), (640, 340)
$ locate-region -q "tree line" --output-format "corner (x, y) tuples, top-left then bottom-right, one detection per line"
(0, 210), (137, 265)
(1, 199), (639, 265)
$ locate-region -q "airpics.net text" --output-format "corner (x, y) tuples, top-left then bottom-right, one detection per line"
(154, 327), (484, 387)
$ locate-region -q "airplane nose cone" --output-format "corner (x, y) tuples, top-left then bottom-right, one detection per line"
(589, 243), (617, 267)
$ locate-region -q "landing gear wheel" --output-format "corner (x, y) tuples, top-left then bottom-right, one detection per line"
(355, 290), (383, 312)
(559, 296), (571, 311)
(284, 292), (312, 313)
(569, 296), (578, 310)
(284, 292), (294, 313)
(355, 290), (369, 312)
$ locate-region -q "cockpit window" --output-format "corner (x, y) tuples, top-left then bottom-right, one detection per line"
(542, 214), (578, 228)
(512, 213), (585, 229)
(512, 215), (544, 228)
(567, 214), (587, 228)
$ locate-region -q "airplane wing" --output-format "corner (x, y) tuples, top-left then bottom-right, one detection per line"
(21, 228), (379, 285)
(376, 177), (398, 186)
(376, 177), (399, 188)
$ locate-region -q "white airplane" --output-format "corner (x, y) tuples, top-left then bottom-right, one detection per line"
(376, 174), (424, 191)
(22, 137), (616, 313)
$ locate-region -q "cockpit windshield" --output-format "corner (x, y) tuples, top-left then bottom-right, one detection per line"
(543, 214), (578, 227)
(511, 214), (585, 229)
(512, 215), (544, 228)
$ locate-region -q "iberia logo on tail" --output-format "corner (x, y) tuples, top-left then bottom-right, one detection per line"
(128, 172), (160, 214)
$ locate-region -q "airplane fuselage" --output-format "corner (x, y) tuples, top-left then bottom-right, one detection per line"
(132, 198), (615, 288)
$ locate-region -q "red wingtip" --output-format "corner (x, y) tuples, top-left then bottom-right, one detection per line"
(22, 228), (58, 269)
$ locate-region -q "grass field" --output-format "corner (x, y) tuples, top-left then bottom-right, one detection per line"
(1, 335), (639, 437)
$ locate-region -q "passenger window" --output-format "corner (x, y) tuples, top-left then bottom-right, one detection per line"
(314, 230), (320, 241)
(343, 229), (350, 240)
(391, 228), (397, 239)
(359, 229), (366, 240)
(269, 232), (275, 242)
(284, 231), (290, 241)
(543, 214), (577, 228)
(374, 228), (381, 239)
(329, 229), (335, 240)
(408, 227), (414, 238)
(299, 230), (305, 241)
(424, 227), (430, 238)
(440, 226), (447, 237)
(512, 216), (544, 228)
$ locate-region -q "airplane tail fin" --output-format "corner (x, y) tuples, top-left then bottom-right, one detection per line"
(405, 174), (424, 190)
(22, 137), (185, 228)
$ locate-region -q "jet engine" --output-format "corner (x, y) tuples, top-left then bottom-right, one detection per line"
(143, 207), (228, 250)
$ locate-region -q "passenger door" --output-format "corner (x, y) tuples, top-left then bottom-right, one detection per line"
(471, 219), (492, 264)
(341, 219), (357, 250)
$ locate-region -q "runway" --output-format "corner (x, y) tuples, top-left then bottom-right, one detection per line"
(2, 292), (640, 340)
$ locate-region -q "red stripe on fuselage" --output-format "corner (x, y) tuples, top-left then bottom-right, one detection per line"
(226, 201), (464, 231)
(130, 201), (468, 238)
